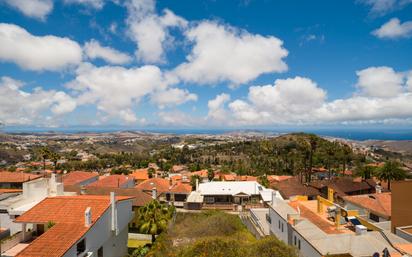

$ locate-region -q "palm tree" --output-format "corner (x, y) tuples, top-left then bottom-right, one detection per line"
(39, 147), (51, 171)
(49, 152), (60, 173)
(355, 164), (375, 180)
(376, 161), (406, 190)
(137, 200), (175, 243)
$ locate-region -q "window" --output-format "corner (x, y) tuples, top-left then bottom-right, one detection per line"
(278, 220), (281, 229)
(281, 222), (284, 232)
(97, 246), (103, 257)
(294, 236), (296, 245)
(266, 214), (271, 224)
(369, 213), (380, 222)
(76, 239), (86, 255)
(298, 239), (301, 250)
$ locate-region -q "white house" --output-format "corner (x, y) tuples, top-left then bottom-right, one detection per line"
(264, 196), (412, 257)
(185, 181), (276, 210)
(0, 174), (73, 235)
(6, 193), (133, 257)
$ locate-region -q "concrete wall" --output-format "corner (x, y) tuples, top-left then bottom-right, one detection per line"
(395, 226), (412, 243)
(291, 230), (321, 257)
(268, 207), (289, 243)
(344, 202), (389, 222)
(63, 199), (132, 257)
(0, 213), (21, 235)
(78, 176), (99, 187)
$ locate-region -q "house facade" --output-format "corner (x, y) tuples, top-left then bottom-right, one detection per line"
(5, 194), (133, 257)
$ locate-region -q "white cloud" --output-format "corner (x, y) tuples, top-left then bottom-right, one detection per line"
(64, 0), (104, 9)
(227, 77), (326, 125)
(372, 18), (412, 39)
(359, 0), (411, 16)
(67, 63), (167, 123)
(207, 93), (231, 122)
(356, 66), (405, 97)
(158, 111), (201, 126)
(0, 23), (82, 71)
(206, 69), (412, 126)
(126, 0), (187, 63)
(173, 21), (288, 86)
(84, 39), (132, 65)
(2, 0), (53, 20)
(150, 88), (197, 108)
(0, 77), (76, 125)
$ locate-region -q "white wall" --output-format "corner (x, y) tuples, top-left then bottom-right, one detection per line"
(291, 230), (321, 257)
(63, 199), (132, 257)
(268, 207), (289, 243)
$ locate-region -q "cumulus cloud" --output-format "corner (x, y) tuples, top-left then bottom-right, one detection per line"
(84, 39), (132, 64)
(64, 0), (105, 9)
(372, 18), (412, 39)
(2, 0), (53, 20)
(66, 63), (196, 123)
(173, 21), (288, 86)
(67, 63), (166, 123)
(0, 23), (82, 71)
(207, 93), (231, 122)
(206, 68), (412, 126)
(0, 77), (76, 125)
(126, 0), (187, 63)
(150, 88), (197, 109)
(356, 66), (405, 97)
(227, 77), (326, 125)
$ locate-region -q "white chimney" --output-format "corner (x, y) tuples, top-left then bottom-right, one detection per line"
(376, 184), (382, 194)
(196, 179), (199, 192)
(110, 192), (118, 235)
(152, 187), (157, 199)
(85, 207), (92, 227)
(80, 185), (86, 195)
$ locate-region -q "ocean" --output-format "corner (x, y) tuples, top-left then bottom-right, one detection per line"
(3, 127), (412, 141)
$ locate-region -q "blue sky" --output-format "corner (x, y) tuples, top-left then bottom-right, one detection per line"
(0, 0), (412, 129)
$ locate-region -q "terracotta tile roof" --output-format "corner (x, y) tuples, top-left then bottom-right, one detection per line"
(273, 177), (319, 199)
(268, 175), (293, 184)
(288, 200), (346, 234)
(190, 170), (208, 178)
(0, 171), (42, 183)
(237, 175), (257, 181)
(130, 169), (149, 181)
(62, 171), (98, 186)
(169, 183), (192, 194)
(310, 177), (376, 197)
(64, 185), (152, 207)
(223, 174), (236, 181)
(87, 174), (133, 188)
(135, 178), (170, 193)
(343, 192), (391, 218)
(15, 195), (132, 257)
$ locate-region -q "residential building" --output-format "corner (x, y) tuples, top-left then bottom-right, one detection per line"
(87, 175), (135, 188)
(262, 194), (412, 257)
(272, 177), (319, 200)
(0, 171), (42, 189)
(5, 194), (133, 257)
(62, 171), (99, 187)
(0, 174), (72, 236)
(130, 169), (149, 183)
(185, 181), (274, 210)
(343, 192), (391, 222)
(64, 185), (153, 229)
(135, 178), (192, 207)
